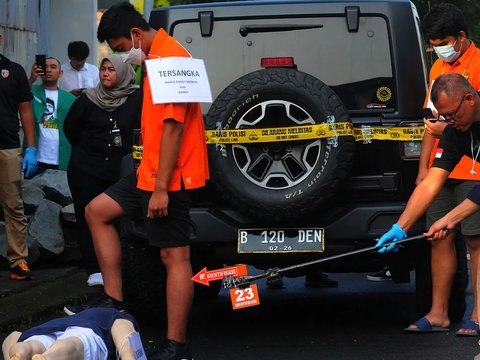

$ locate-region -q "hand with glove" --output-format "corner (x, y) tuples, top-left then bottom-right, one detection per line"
(376, 223), (407, 253)
(22, 147), (38, 178)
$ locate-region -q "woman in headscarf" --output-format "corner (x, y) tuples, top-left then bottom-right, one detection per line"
(64, 54), (142, 288)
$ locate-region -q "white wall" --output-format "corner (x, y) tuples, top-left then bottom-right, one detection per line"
(50, 0), (98, 67)
(0, 0), (39, 69)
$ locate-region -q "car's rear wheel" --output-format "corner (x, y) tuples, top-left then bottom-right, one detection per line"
(121, 234), (222, 323)
(122, 237), (167, 324)
(205, 68), (354, 221)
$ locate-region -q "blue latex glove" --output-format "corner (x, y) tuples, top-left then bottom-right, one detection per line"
(376, 223), (407, 253)
(22, 147), (38, 178)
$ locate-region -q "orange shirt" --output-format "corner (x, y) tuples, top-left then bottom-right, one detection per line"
(136, 29), (209, 191)
(426, 41), (480, 178)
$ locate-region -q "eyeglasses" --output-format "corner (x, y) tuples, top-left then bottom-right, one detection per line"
(438, 93), (468, 123)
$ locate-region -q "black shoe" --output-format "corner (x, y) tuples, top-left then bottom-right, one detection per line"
(304, 272), (338, 288)
(10, 260), (34, 280)
(266, 275), (284, 289)
(63, 293), (126, 316)
(366, 268), (392, 281)
(150, 339), (193, 360)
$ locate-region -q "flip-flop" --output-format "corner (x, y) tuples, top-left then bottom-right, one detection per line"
(404, 317), (449, 333)
(455, 320), (480, 337)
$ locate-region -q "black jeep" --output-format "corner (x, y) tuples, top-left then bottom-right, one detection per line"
(121, 0), (467, 321)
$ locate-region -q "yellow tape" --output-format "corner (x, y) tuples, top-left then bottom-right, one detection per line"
(205, 122), (424, 144)
(132, 123), (424, 159)
(132, 145), (143, 160)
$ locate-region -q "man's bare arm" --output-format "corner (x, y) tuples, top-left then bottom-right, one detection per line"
(397, 167), (450, 231)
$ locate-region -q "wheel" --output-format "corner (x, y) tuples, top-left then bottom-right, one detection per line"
(121, 236), (167, 324)
(205, 68), (354, 220)
(190, 247), (223, 301)
(120, 231), (223, 322)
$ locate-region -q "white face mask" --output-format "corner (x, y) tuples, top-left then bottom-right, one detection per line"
(120, 32), (146, 65)
(433, 39), (462, 63)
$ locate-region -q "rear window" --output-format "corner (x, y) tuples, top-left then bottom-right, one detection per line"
(172, 14), (394, 113)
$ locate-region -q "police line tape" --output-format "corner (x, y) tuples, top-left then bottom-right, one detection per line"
(132, 145), (143, 160)
(204, 122), (425, 144)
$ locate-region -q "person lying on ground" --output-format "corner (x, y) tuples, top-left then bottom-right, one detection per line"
(2, 307), (143, 360)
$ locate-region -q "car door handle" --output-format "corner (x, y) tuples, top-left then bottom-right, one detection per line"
(239, 24), (323, 37)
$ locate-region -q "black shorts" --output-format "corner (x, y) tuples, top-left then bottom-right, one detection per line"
(104, 171), (192, 248)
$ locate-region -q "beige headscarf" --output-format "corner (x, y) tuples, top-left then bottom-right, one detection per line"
(85, 54), (137, 112)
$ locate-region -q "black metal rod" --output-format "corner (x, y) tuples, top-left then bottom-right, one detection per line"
(246, 234), (426, 282)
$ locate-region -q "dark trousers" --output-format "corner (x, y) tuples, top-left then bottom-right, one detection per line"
(67, 163), (115, 275)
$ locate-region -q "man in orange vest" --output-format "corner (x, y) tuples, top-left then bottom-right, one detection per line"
(63, 3), (209, 360)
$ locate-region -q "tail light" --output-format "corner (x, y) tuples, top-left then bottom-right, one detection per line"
(261, 57), (296, 68)
(399, 122), (422, 160)
(401, 141), (422, 160)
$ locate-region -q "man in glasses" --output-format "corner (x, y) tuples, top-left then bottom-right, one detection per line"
(440, 94), (467, 123)
(377, 73), (480, 334)
(423, 81), (480, 230)
(406, 3), (480, 335)
(367, 3), (480, 292)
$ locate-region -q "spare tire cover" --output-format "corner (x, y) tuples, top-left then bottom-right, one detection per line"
(205, 68), (354, 220)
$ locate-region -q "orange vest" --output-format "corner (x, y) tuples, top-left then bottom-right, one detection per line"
(449, 155), (480, 180)
(136, 29), (209, 191)
(426, 41), (480, 179)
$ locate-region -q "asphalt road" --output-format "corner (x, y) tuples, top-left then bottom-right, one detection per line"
(1, 271), (479, 360)
(191, 274), (480, 360)
(178, 271), (479, 360)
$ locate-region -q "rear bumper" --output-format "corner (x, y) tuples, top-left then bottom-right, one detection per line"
(120, 202), (424, 273)
(190, 202), (425, 247)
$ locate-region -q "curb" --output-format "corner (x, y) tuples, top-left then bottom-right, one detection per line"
(0, 266), (101, 332)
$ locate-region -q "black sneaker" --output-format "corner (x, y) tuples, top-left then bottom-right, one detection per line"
(63, 293), (126, 316)
(150, 339), (193, 360)
(266, 275), (284, 289)
(366, 268), (392, 281)
(304, 272), (338, 288)
(10, 260), (34, 280)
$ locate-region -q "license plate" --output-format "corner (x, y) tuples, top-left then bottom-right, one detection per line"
(237, 228), (325, 253)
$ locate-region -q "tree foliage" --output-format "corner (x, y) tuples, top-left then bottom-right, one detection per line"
(412, 0), (480, 44)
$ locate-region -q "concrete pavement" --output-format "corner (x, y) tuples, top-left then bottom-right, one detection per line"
(0, 262), (101, 333)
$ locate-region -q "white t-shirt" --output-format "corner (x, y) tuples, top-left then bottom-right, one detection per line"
(37, 89), (59, 165)
(58, 62), (99, 92)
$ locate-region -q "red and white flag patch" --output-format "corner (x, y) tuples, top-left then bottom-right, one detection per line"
(435, 148), (444, 159)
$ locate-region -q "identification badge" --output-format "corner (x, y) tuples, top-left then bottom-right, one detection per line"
(230, 284), (260, 310)
(144, 57), (213, 104)
(128, 331), (147, 360)
(112, 128), (122, 147)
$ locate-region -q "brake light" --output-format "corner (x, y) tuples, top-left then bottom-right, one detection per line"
(401, 141), (422, 160)
(261, 57), (295, 68)
(399, 122), (422, 160)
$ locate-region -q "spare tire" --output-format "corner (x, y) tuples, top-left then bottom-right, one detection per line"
(205, 68), (354, 220)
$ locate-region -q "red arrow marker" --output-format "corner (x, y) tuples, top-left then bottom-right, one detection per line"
(192, 264), (248, 286)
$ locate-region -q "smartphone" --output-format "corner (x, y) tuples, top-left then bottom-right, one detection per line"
(421, 107), (437, 122)
(35, 54), (46, 73)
